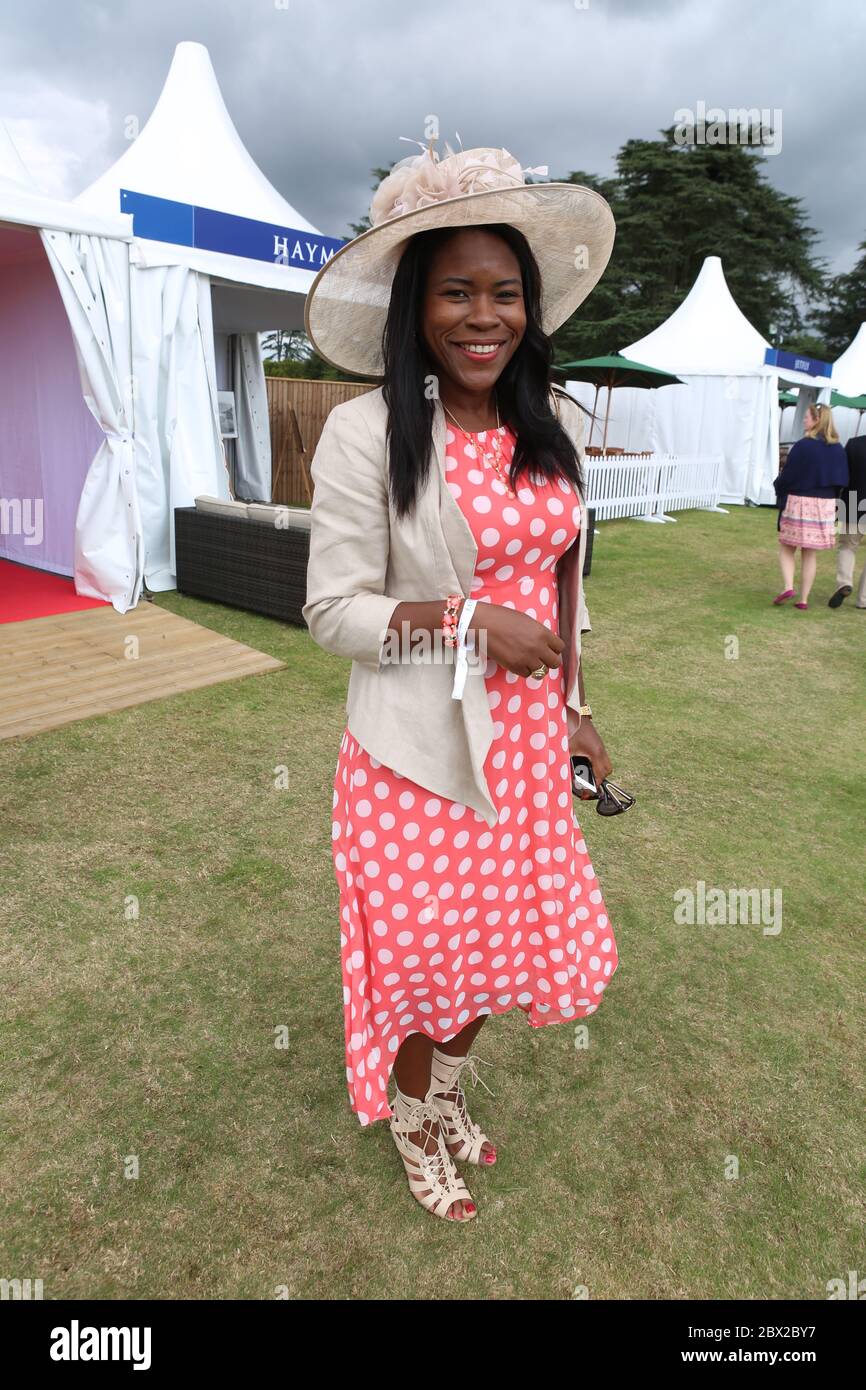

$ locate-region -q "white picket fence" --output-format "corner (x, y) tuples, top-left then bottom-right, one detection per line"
(584, 453), (727, 523)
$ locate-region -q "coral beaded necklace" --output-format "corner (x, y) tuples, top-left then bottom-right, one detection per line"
(442, 401), (517, 498)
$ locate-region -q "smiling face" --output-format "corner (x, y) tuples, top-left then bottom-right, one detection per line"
(420, 228), (527, 397)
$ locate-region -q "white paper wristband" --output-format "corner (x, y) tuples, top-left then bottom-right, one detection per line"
(451, 597), (478, 701)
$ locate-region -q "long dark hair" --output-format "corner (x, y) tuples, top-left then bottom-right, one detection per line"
(381, 223), (583, 520)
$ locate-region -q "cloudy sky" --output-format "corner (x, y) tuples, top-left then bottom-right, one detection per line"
(2, 0), (863, 275)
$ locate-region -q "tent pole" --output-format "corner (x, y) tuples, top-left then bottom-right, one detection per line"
(602, 384), (612, 453)
(125, 238), (141, 605)
(587, 384), (599, 447)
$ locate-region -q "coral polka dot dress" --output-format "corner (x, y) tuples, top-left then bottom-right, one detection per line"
(331, 422), (619, 1125)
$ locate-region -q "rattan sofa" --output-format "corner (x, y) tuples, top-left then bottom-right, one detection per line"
(174, 499), (595, 627)
(175, 501), (311, 624)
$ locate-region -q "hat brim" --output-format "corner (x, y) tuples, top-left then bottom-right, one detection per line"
(304, 182), (616, 379)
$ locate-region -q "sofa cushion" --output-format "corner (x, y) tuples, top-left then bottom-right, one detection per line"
(194, 495), (250, 519)
(246, 502), (312, 531)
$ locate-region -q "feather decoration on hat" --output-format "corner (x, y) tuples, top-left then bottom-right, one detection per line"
(369, 134), (549, 227)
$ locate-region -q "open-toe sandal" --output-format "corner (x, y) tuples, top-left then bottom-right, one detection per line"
(389, 1085), (478, 1221)
(429, 1049), (497, 1166)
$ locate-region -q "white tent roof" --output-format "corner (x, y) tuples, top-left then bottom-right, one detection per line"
(832, 322), (866, 397)
(74, 41), (335, 324)
(623, 255), (770, 375)
(0, 120), (132, 240)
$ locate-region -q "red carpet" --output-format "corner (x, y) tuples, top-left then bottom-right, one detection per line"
(0, 559), (109, 624)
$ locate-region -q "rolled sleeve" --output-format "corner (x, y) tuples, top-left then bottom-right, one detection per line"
(302, 404), (400, 671)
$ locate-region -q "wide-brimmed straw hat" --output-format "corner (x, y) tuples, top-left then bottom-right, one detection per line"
(304, 138), (616, 379)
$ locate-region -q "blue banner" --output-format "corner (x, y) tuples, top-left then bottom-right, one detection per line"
(120, 189), (345, 270)
(764, 346), (832, 379)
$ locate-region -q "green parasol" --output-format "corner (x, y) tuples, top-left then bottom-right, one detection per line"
(830, 389), (866, 411)
(556, 353), (685, 451)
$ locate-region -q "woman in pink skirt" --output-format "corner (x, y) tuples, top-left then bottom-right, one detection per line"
(773, 404), (848, 608)
(303, 140), (620, 1223)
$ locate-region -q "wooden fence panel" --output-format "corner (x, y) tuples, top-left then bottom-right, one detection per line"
(266, 376), (375, 505)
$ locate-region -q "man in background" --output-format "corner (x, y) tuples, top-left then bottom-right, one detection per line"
(829, 433), (866, 609)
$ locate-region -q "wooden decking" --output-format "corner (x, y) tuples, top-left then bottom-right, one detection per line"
(0, 601), (284, 740)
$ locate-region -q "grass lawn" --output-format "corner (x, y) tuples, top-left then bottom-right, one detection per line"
(1, 506), (864, 1300)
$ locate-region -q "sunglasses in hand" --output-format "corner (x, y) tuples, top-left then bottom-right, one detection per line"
(570, 756), (635, 817)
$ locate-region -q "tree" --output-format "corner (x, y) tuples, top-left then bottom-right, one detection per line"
(267, 133), (833, 379)
(815, 239), (866, 358)
(261, 328), (309, 363)
(262, 166), (395, 381)
(347, 166), (391, 239)
(551, 128), (827, 364)
(261, 329), (342, 379)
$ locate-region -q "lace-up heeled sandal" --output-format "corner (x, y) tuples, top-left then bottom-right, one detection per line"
(429, 1049), (497, 1166)
(389, 1085), (477, 1221)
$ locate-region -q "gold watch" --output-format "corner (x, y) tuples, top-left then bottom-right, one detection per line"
(578, 703), (593, 719)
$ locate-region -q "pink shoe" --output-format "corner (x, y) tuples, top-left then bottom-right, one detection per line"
(773, 588), (795, 605)
(795, 601), (809, 610)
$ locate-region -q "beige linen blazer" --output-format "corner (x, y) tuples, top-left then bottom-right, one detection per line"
(302, 384), (592, 828)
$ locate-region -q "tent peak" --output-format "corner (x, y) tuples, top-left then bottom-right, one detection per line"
(622, 253), (769, 375)
(832, 320), (866, 397)
(74, 40), (319, 236)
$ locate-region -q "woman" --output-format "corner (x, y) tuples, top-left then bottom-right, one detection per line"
(773, 403), (848, 608)
(303, 140), (620, 1222)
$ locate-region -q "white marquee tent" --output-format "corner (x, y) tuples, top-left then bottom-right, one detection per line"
(567, 256), (830, 506)
(1, 41), (339, 610)
(0, 122), (139, 599)
(830, 323), (866, 444)
(832, 322), (866, 396)
(778, 325), (866, 445)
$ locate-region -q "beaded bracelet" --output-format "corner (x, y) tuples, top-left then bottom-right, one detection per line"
(442, 593), (463, 647)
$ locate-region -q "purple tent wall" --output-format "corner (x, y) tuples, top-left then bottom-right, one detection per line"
(0, 227), (104, 576)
